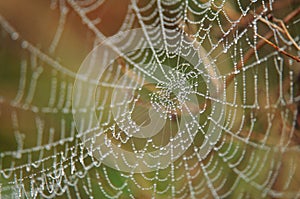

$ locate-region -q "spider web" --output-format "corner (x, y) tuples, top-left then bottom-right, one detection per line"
(0, 0), (300, 198)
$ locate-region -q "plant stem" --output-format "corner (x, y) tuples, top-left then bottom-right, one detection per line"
(225, 7), (300, 87)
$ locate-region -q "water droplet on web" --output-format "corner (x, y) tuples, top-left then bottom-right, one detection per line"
(11, 32), (19, 40)
(21, 41), (28, 48)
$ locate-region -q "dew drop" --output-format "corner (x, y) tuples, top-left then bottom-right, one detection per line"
(11, 32), (19, 40)
(21, 41), (28, 48)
